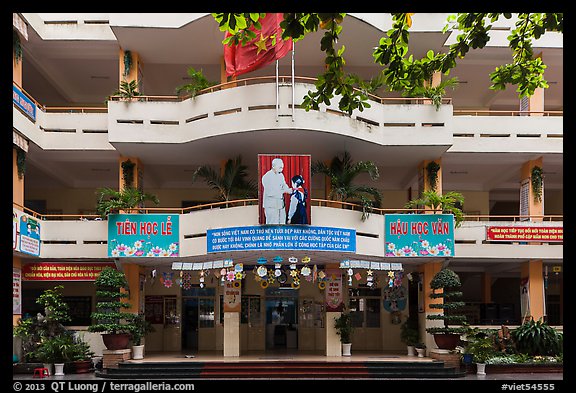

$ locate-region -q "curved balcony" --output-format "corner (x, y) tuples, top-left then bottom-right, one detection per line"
(15, 201), (563, 263)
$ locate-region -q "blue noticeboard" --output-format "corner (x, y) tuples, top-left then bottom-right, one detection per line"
(207, 225), (356, 253)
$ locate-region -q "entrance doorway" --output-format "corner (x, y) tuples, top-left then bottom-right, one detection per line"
(265, 288), (298, 350)
(182, 298), (198, 351)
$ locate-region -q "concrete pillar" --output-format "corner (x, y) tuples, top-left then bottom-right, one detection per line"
(119, 49), (143, 94)
(121, 264), (142, 314)
(325, 312), (342, 356)
(418, 260), (443, 351)
(520, 260), (545, 322)
(520, 157), (544, 222)
(481, 273), (492, 303)
(223, 312), (240, 356)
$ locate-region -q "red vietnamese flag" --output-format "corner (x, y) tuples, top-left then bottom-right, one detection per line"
(224, 13), (293, 78)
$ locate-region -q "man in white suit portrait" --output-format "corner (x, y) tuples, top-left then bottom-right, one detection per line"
(261, 158), (292, 224)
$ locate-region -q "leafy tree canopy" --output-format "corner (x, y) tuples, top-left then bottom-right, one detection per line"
(212, 13), (562, 115)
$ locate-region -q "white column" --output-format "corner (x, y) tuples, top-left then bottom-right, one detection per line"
(325, 312), (342, 356)
(223, 312), (240, 357)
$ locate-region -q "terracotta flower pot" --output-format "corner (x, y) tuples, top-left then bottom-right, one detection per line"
(102, 333), (131, 350)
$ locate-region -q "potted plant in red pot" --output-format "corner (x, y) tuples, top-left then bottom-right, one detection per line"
(88, 267), (135, 350)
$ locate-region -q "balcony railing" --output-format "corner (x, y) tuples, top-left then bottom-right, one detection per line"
(13, 199), (563, 223)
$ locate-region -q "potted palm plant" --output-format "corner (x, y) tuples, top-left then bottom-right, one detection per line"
(88, 267), (135, 350)
(191, 155), (258, 204)
(64, 334), (94, 374)
(96, 186), (159, 218)
(425, 268), (467, 350)
(405, 190), (465, 227)
(311, 151), (382, 221)
(334, 312), (355, 356)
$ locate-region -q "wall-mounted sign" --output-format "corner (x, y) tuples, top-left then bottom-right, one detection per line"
(13, 208), (41, 256)
(486, 226), (562, 242)
(13, 268), (21, 314)
(21, 262), (116, 281)
(325, 270), (343, 312)
(384, 214), (455, 257)
(224, 281), (241, 312)
(207, 225), (356, 253)
(13, 84), (36, 121)
(108, 214), (179, 257)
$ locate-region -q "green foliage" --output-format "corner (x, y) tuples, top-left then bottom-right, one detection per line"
(96, 186), (160, 217)
(64, 334), (94, 361)
(192, 155), (257, 202)
(467, 333), (498, 364)
(400, 319), (420, 346)
(531, 166), (543, 203)
(130, 314), (155, 346)
(88, 267), (135, 335)
(37, 285), (71, 325)
(176, 67), (216, 97)
(425, 268), (467, 335)
(425, 161), (441, 191)
(311, 151), (381, 221)
(34, 333), (75, 364)
(121, 160), (136, 188)
(334, 312), (354, 343)
(16, 146), (26, 179)
(13, 286), (73, 362)
(405, 190), (465, 228)
(512, 318), (563, 356)
(123, 51), (132, 78)
(213, 13), (562, 115)
(112, 80), (141, 100)
(13, 30), (23, 64)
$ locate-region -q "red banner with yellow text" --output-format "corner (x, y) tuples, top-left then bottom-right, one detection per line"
(22, 263), (116, 281)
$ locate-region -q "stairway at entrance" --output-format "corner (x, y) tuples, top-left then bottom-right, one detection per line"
(96, 359), (466, 379)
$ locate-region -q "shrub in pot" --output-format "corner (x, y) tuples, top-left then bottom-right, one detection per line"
(425, 268), (467, 350)
(334, 312), (355, 356)
(88, 267), (135, 350)
(400, 319), (420, 356)
(130, 314), (155, 359)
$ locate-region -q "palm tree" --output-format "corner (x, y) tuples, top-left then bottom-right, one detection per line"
(404, 190), (465, 227)
(192, 155), (257, 202)
(175, 67), (216, 98)
(96, 187), (160, 218)
(405, 77), (459, 110)
(111, 80), (141, 101)
(311, 151), (382, 221)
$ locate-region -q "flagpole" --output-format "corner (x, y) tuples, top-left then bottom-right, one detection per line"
(276, 59), (279, 122)
(291, 41), (295, 121)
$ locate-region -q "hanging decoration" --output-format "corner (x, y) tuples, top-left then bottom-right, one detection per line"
(162, 272), (173, 288)
(181, 272), (192, 290)
(199, 270), (205, 288)
(226, 270), (236, 282)
(318, 280), (326, 290)
(347, 268), (353, 286)
(256, 265), (268, 278)
(273, 256), (283, 263)
(274, 263), (282, 277)
(288, 257), (298, 264)
(260, 280), (269, 289)
(313, 265), (318, 282)
(277, 270), (288, 284)
(366, 269), (374, 288)
(383, 285), (407, 312)
(257, 257), (267, 264)
(233, 280), (241, 288)
(301, 256), (311, 264)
